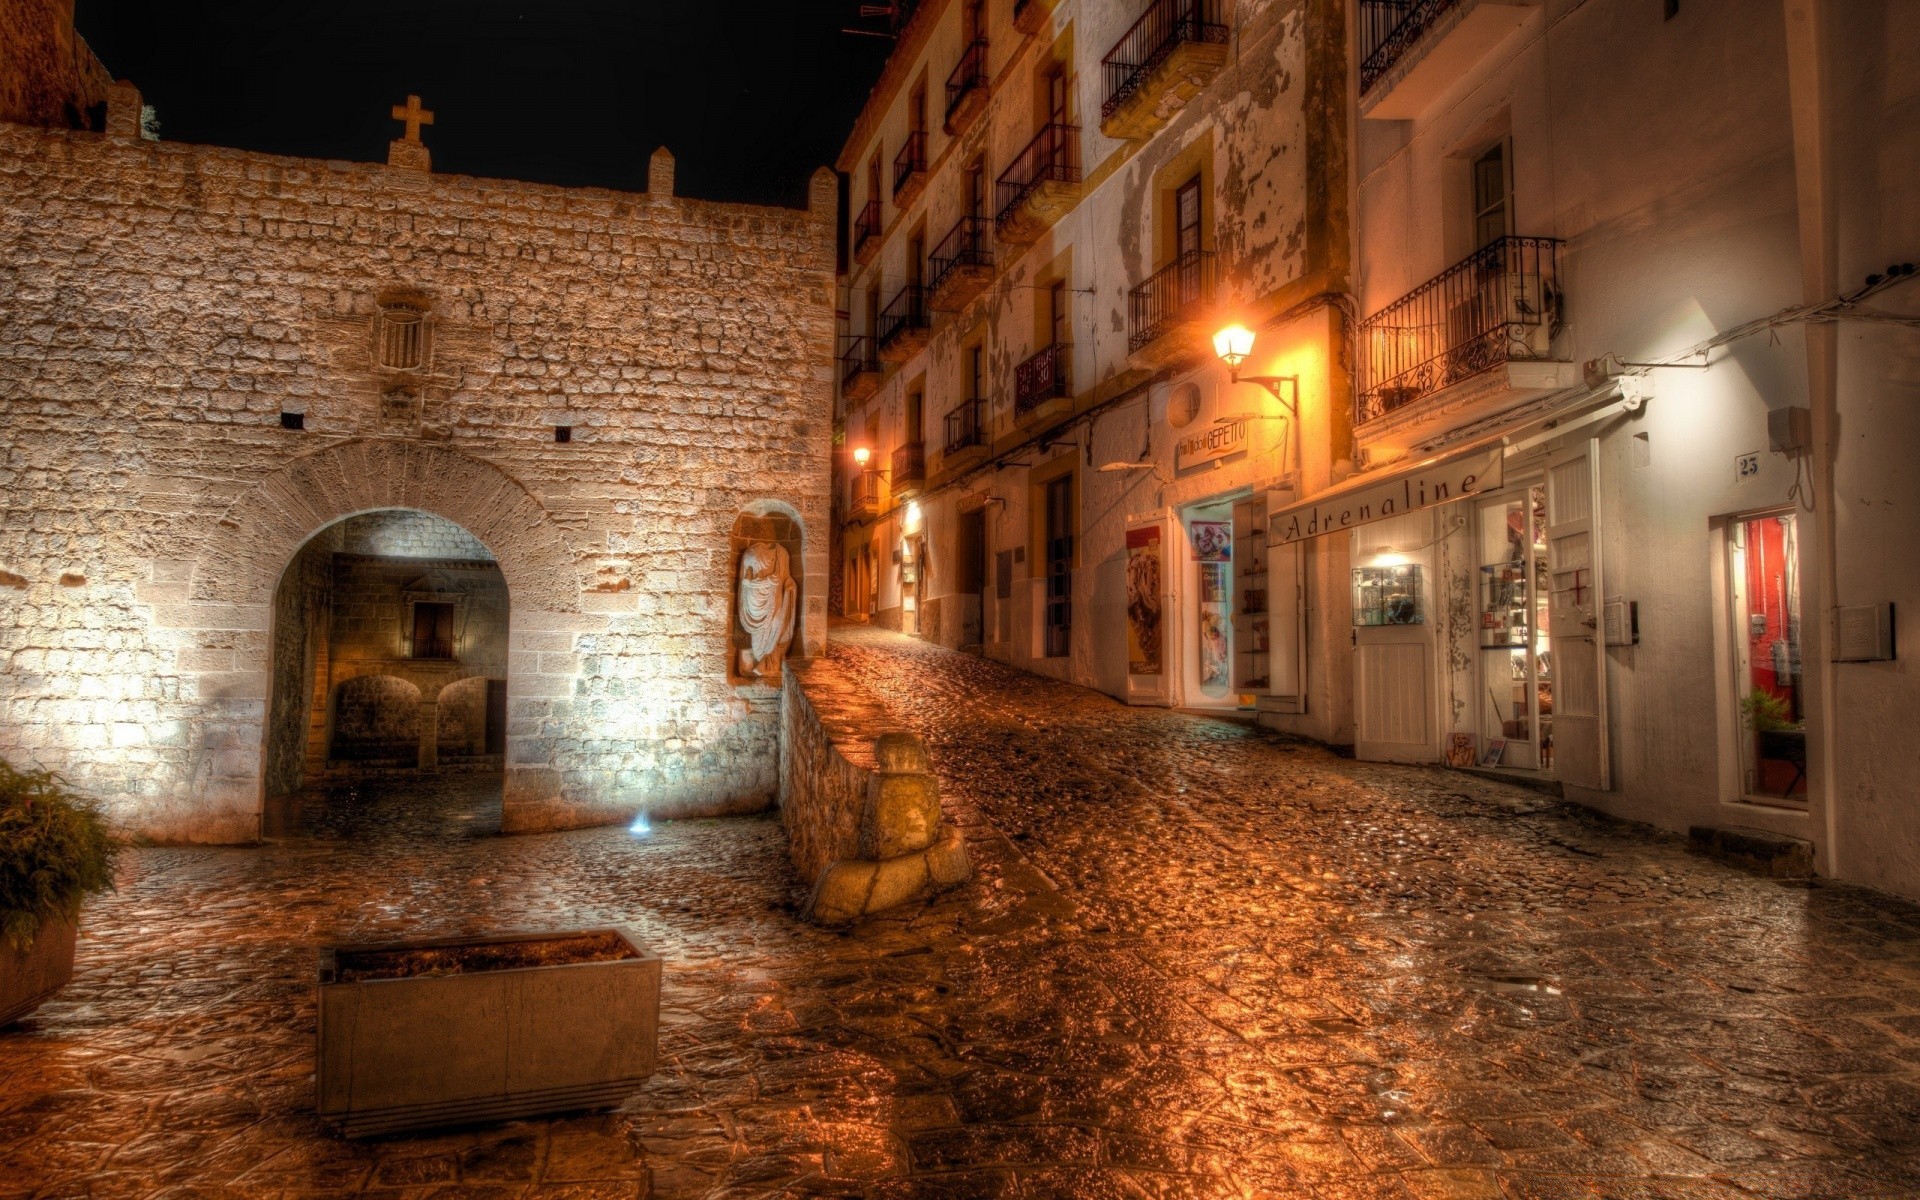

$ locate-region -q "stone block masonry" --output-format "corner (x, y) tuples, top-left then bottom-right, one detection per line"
(0, 114), (838, 842)
(779, 652), (969, 923)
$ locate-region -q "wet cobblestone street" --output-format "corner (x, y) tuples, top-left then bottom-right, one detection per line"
(5, 624), (1920, 1199)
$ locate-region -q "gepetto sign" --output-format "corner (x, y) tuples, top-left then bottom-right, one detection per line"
(1270, 443), (1504, 544)
(1175, 419), (1246, 472)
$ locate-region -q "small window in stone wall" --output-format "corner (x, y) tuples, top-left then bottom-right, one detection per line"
(411, 601), (456, 659)
(730, 510), (803, 687)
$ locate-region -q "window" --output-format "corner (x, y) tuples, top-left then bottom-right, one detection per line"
(411, 602), (455, 660)
(967, 343), (984, 400)
(909, 232), (926, 288)
(966, 159), (986, 218)
(906, 390), (924, 444)
(910, 80), (927, 134)
(964, 0), (984, 42)
(1046, 64), (1068, 125)
(1471, 142), (1511, 250)
(1175, 175), (1204, 303)
(1728, 511), (1806, 802)
(1049, 280), (1068, 348)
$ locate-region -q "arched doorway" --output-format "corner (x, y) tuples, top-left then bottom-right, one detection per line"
(262, 509), (510, 838)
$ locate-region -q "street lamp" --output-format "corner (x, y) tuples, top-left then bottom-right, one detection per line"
(1213, 324), (1299, 419)
(852, 445), (872, 468)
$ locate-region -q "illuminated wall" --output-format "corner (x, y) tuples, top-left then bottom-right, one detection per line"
(0, 113), (836, 843)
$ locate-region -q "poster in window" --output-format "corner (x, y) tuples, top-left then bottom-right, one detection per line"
(1198, 602), (1229, 687)
(1125, 525), (1163, 675)
(1188, 520), (1232, 562)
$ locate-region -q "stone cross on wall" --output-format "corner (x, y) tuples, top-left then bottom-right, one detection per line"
(387, 96), (434, 172)
(392, 95), (434, 142)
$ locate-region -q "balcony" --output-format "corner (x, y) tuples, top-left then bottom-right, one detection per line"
(1100, 0), (1229, 141)
(943, 397), (989, 469)
(995, 124), (1081, 247)
(928, 215), (994, 312)
(838, 334), (883, 404)
(893, 131), (928, 206)
(945, 39), (990, 134)
(877, 284), (931, 362)
(1358, 0), (1536, 120)
(891, 441), (927, 499)
(850, 469), (881, 520)
(1356, 235), (1567, 427)
(1013, 0), (1057, 35)
(853, 198), (882, 266)
(1014, 342), (1072, 423)
(1127, 249), (1218, 365)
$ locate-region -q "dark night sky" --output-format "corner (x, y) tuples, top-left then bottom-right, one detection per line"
(72, 1), (893, 209)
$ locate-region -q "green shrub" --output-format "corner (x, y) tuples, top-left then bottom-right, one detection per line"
(0, 760), (121, 951)
(1739, 687), (1799, 733)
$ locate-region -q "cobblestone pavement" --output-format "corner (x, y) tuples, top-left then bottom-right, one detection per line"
(4, 624), (1920, 1199)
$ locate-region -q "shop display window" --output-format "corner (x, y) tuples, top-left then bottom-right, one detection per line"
(1352, 564), (1423, 626)
(1476, 487), (1551, 771)
(1728, 512), (1804, 802)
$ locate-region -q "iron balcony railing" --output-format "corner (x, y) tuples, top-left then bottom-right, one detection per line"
(1358, 0), (1459, 95)
(893, 131), (927, 196)
(877, 284), (931, 348)
(1014, 342), (1072, 414)
(928, 215), (993, 293)
(850, 469), (881, 515)
(1102, 0), (1229, 121)
(892, 441), (927, 488)
(854, 197), (882, 254)
(946, 38), (990, 120)
(1355, 234), (1564, 424)
(996, 123), (1080, 227)
(944, 397), (987, 454)
(838, 333), (879, 390)
(1127, 249), (1217, 351)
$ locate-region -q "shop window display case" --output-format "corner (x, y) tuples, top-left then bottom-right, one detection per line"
(1352, 564), (1423, 626)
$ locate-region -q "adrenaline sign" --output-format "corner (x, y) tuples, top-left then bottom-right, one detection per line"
(1270, 442), (1504, 544)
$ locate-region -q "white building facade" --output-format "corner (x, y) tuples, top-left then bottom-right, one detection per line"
(1329, 0), (1920, 895)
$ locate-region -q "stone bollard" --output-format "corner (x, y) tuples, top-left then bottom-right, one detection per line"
(804, 730), (971, 924)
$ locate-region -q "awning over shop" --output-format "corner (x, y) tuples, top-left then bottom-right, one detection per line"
(1270, 439), (1506, 544)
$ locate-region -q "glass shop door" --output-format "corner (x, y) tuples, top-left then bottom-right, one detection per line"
(1475, 484), (1552, 772)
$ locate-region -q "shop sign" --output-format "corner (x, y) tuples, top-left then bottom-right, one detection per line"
(1176, 418), (1246, 472)
(1271, 443), (1504, 544)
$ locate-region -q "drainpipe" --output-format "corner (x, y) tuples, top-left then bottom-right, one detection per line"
(1783, 0), (1840, 877)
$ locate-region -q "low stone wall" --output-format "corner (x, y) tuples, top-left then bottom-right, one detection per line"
(779, 657), (969, 923)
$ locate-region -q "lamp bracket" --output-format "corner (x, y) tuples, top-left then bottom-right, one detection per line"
(1228, 371), (1300, 417)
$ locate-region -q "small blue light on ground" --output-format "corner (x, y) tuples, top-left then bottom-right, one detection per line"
(628, 811), (651, 837)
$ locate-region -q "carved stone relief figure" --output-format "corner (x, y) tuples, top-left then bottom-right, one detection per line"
(736, 541), (797, 682)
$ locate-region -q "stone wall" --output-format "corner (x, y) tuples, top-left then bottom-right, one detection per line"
(0, 0), (111, 129)
(779, 650), (969, 923)
(262, 524), (337, 797)
(0, 104), (837, 842)
(337, 511), (494, 561)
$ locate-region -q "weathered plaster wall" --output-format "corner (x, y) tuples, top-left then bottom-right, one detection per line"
(0, 116), (837, 842)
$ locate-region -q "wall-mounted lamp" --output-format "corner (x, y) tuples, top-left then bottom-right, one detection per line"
(852, 446), (872, 467)
(1213, 324), (1299, 418)
(1097, 461), (1172, 483)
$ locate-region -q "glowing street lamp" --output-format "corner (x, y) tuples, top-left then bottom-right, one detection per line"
(1212, 324), (1299, 419)
(852, 445), (872, 467)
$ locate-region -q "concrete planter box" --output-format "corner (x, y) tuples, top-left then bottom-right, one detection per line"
(317, 927), (659, 1138)
(0, 916), (76, 1027)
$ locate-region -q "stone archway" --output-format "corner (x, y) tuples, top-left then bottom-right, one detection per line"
(161, 440), (583, 842)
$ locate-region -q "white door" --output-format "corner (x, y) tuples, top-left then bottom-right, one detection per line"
(1355, 634), (1433, 761)
(1124, 514), (1177, 705)
(1546, 441), (1610, 789)
(1352, 516), (1436, 762)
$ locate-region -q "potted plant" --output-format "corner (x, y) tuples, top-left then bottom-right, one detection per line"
(1, 760), (120, 1026)
(1740, 688), (1807, 795)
